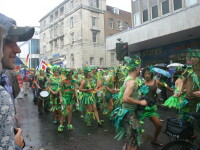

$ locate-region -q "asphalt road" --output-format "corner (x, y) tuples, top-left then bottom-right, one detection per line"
(14, 90), (178, 150)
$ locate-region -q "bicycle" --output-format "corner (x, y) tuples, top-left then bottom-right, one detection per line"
(162, 112), (200, 150)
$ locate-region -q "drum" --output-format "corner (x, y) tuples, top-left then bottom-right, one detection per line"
(97, 91), (102, 97)
(40, 91), (49, 98)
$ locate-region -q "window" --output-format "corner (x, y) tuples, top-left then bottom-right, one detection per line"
(31, 39), (39, 54)
(43, 20), (46, 28)
(134, 12), (140, 26)
(92, 17), (96, 26)
(55, 11), (58, 20)
(54, 24), (58, 36)
(43, 33), (46, 41)
(71, 33), (74, 42)
(54, 40), (58, 48)
(116, 20), (122, 30)
(100, 58), (104, 66)
(113, 7), (119, 14)
(124, 22), (129, 29)
(50, 42), (53, 51)
(60, 37), (64, 48)
(30, 58), (39, 69)
(70, 54), (74, 67)
(90, 57), (94, 65)
(162, 0), (169, 15)
(92, 31), (97, 42)
(60, 7), (64, 16)
(70, 0), (74, 8)
(174, 0), (182, 10)
(50, 15), (53, 23)
(89, 0), (97, 7)
(186, 0), (198, 7)
(60, 22), (64, 34)
(152, 5), (158, 19)
(143, 9), (148, 22)
(111, 53), (115, 64)
(109, 18), (114, 29)
(70, 17), (74, 28)
(50, 27), (54, 39)
(133, 1), (139, 14)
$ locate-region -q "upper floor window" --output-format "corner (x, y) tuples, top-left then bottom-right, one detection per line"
(92, 17), (96, 27)
(55, 11), (58, 20)
(134, 12), (140, 26)
(60, 7), (64, 16)
(186, 0), (198, 7)
(43, 20), (46, 28)
(113, 7), (119, 14)
(116, 20), (122, 30)
(60, 21), (64, 34)
(70, 0), (74, 9)
(162, 0), (169, 15)
(50, 15), (53, 23)
(173, 0), (182, 11)
(70, 17), (74, 29)
(71, 32), (74, 42)
(143, 9), (148, 22)
(152, 5), (158, 19)
(92, 31), (97, 43)
(109, 18), (114, 29)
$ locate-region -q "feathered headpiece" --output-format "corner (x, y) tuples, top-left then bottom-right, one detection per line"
(51, 66), (60, 72)
(124, 55), (141, 71)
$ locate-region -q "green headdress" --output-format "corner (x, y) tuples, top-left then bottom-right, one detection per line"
(187, 48), (200, 58)
(91, 66), (98, 70)
(64, 69), (71, 76)
(39, 69), (44, 72)
(124, 55), (141, 71)
(148, 65), (154, 74)
(83, 66), (91, 74)
(51, 65), (60, 72)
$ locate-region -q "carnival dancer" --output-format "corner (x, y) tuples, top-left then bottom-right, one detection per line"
(48, 66), (62, 124)
(164, 68), (185, 109)
(104, 68), (118, 116)
(58, 69), (78, 132)
(112, 56), (147, 150)
(79, 67), (103, 126)
(35, 69), (48, 114)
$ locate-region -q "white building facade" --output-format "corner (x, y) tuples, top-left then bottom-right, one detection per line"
(39, 0), (107, 68)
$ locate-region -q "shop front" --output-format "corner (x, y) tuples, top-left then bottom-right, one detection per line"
(130, 37), (200, 67)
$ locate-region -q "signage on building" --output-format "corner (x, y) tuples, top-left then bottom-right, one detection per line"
(52, 53), (60, 58)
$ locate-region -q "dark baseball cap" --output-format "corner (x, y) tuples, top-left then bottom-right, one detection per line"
(0, 13), (35, 41)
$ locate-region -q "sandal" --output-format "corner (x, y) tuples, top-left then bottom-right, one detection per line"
(151, 141), (163, 147)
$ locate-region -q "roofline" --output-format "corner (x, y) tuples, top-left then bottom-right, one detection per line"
(39, 0), (69, 22)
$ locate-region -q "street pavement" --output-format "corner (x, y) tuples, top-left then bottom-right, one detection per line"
(14, 90), (177, 150)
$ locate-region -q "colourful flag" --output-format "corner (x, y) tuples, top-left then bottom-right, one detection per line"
(25, 54), (30, 66)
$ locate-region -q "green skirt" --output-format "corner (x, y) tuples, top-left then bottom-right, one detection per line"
(50, 93), (61, 111)
(62, 92), (75, 106)
(140, 105), (159, 119)
(80, 93), (95, 105)
(164, 96), (181, 109)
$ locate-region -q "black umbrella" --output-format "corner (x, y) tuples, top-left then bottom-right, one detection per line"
(15, 56), (24, 65)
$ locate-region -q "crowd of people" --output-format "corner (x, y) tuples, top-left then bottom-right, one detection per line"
(0, 12), (200, 150)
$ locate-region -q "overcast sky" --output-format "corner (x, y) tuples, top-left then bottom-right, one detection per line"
(0, 0), (131, 26)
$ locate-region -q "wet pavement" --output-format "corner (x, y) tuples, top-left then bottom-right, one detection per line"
(14, 90), (177, 150)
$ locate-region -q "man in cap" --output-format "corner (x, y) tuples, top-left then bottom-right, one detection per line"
(0, 13), (35, 150)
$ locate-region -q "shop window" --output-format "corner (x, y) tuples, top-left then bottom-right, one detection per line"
(174, 0), (182, 11)
(90, 57), (94, 65)
(162, 0), (169, 15)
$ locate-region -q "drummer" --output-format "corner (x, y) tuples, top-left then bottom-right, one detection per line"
(35, 69), (48, 114)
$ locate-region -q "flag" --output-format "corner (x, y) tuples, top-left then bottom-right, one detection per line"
(39, 59), (51, 70)
(25, 54), (30, 66)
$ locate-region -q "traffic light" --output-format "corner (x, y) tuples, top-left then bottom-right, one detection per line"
(116, 42), (128, 61)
